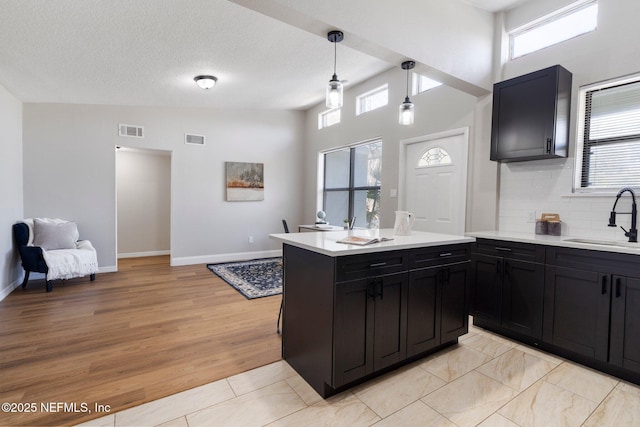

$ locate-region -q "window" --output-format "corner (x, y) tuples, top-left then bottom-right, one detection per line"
(356, 85), (388, 116)
(413, 73), (442, 95)
(576, 73), (640, 191)
(322, 140), (382, 228)
(418, 147), (451, 167)
(318, 108), (341, 129)
(510, 0), (598, 60)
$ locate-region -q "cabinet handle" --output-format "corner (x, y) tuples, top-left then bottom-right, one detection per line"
(504, 261), (510, 278)
(602, 275), (608, 295)
(616, 277), (622, 298)
(496, 259), (502, 273)
(369, 262), (387, 268)
(494, 247), (512, 252)
(368, 282), (376, 300)
(546, 138), (552, 153)
(443, 268), (450, 284)
(439, 252), (452, 257)
(377, 280), (384, 300)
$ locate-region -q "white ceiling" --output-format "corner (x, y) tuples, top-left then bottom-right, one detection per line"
(462, 0), (527, 12)
(0, 0), (524, 111)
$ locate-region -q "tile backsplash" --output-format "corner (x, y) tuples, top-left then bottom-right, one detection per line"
(497, 158), (635, 240)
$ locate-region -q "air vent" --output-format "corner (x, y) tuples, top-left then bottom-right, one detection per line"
(185, 133), (206, 146)
(119, 124), (144, 138)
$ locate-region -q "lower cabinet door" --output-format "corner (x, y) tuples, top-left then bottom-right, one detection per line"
(372, 274), (408, 371)
(407, 268), (439, 357)
(544, 266), (610, 361)
(471, 254), (502, 326)
(501, 259), (544, 339)
(334, 274), (407, 387)
(441, 262), (470, 343)
(610, 277), (640, 374)
(334, 279), (374, 387)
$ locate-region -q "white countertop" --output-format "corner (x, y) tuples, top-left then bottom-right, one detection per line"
(270, 228), (475, 257)
(467, 230), (640, 256)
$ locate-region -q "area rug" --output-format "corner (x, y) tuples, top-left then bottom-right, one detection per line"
(207, 257), (282, 299)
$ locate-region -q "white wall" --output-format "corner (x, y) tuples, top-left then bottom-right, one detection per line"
(23, 104), (305, 270)
(116, 148), (171, 257)
(494, 0), (640, 239)
(0, 83), (23, 299)
(303, 65), (498, 232)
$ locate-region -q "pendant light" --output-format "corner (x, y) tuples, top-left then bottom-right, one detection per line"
(399, 61), (416, 125)
(326, 30), (344, 109)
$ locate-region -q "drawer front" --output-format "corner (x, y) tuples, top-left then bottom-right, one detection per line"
(546, 246), (640, 277)
(336, 250), (409, 282)
(409, 244), (470, 270)
(473, 239), (545, 263)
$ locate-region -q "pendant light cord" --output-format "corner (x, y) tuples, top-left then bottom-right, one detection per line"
(406, 68), (410, 98)
(333, 41), (337, 76)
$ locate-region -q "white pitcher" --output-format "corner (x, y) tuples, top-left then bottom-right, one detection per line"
(393, 211), (414, 236)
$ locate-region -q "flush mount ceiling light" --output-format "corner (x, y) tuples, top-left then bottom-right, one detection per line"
(326, 30), (344, 109)
(194, 75), (217, 90)
(399, 60), (416, 125)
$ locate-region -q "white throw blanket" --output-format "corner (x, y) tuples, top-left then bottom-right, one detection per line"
(41, 240), (99, 281)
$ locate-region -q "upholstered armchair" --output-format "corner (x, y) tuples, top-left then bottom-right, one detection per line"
(13, 218), (98, 292)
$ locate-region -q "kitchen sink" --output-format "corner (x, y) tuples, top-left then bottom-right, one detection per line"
(563, 238), (639, 248)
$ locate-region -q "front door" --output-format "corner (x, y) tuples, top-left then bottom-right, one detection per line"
(402, 129), (468, 235)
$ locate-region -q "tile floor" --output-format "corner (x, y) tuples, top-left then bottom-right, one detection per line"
(76, 322), (640, 427)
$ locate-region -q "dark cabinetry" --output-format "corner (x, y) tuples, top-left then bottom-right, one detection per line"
(406, 246), (470, 357)
(282, 243), (470, 397)
(490, 65), (572, 162)
(610, 277), (640, 373)
(471, 239), (545, 340)
(334, 272), (407, 387)
(545, 247), (640, 376)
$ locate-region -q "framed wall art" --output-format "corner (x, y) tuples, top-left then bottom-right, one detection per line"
(225, 161), (264, 201)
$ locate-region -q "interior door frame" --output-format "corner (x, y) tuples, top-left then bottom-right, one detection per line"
(398, 127), (470, 231)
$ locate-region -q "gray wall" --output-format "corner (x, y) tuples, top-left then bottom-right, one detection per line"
(116, 148), (171, 257)
(0, 83), (23, 299)
(303, 65), (498, 232)
(23, 104), (305, 270)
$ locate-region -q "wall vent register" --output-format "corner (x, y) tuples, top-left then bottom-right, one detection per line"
(185, 133), (206, 146)
(118, 124), (144, 138)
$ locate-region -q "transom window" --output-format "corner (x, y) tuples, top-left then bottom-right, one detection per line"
(322, 140), (382, 229)
(356, 85), (388, 116)
(413, 73), (443, 95)
(318, 108), (341, 129)
(575, 73), (640, 191)
(418, 147), (451, 167)
(510, 0), (598, 60)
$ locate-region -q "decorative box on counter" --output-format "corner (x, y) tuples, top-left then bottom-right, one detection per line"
(535, 213), (561, 236)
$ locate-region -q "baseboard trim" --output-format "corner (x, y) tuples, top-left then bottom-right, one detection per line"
(171, 249), (282, 267)
(0, 278), (22, 302)
(118, 250), (170, 259)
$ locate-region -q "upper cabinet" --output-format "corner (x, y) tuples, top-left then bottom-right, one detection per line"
(490, 65), (572, 162)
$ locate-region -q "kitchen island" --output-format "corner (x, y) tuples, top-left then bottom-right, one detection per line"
(269, 228), (475, 397)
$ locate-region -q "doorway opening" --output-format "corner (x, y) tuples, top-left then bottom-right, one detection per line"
(115, 146), (172, 267)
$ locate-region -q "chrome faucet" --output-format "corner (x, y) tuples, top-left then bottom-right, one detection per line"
(608, 187), (638, 243)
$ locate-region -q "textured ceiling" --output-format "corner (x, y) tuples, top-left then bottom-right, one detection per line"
(0, 0), (523, 110)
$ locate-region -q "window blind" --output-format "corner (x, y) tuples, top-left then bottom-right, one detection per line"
(581, 79), (640, 189)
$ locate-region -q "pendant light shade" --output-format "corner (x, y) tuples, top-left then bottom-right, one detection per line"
(326, 31), (344, 109)
(399, 97), (415, 125)
(399, 61), (415, 125)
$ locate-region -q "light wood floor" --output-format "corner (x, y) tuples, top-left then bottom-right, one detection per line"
(0, 256), (282, 426)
